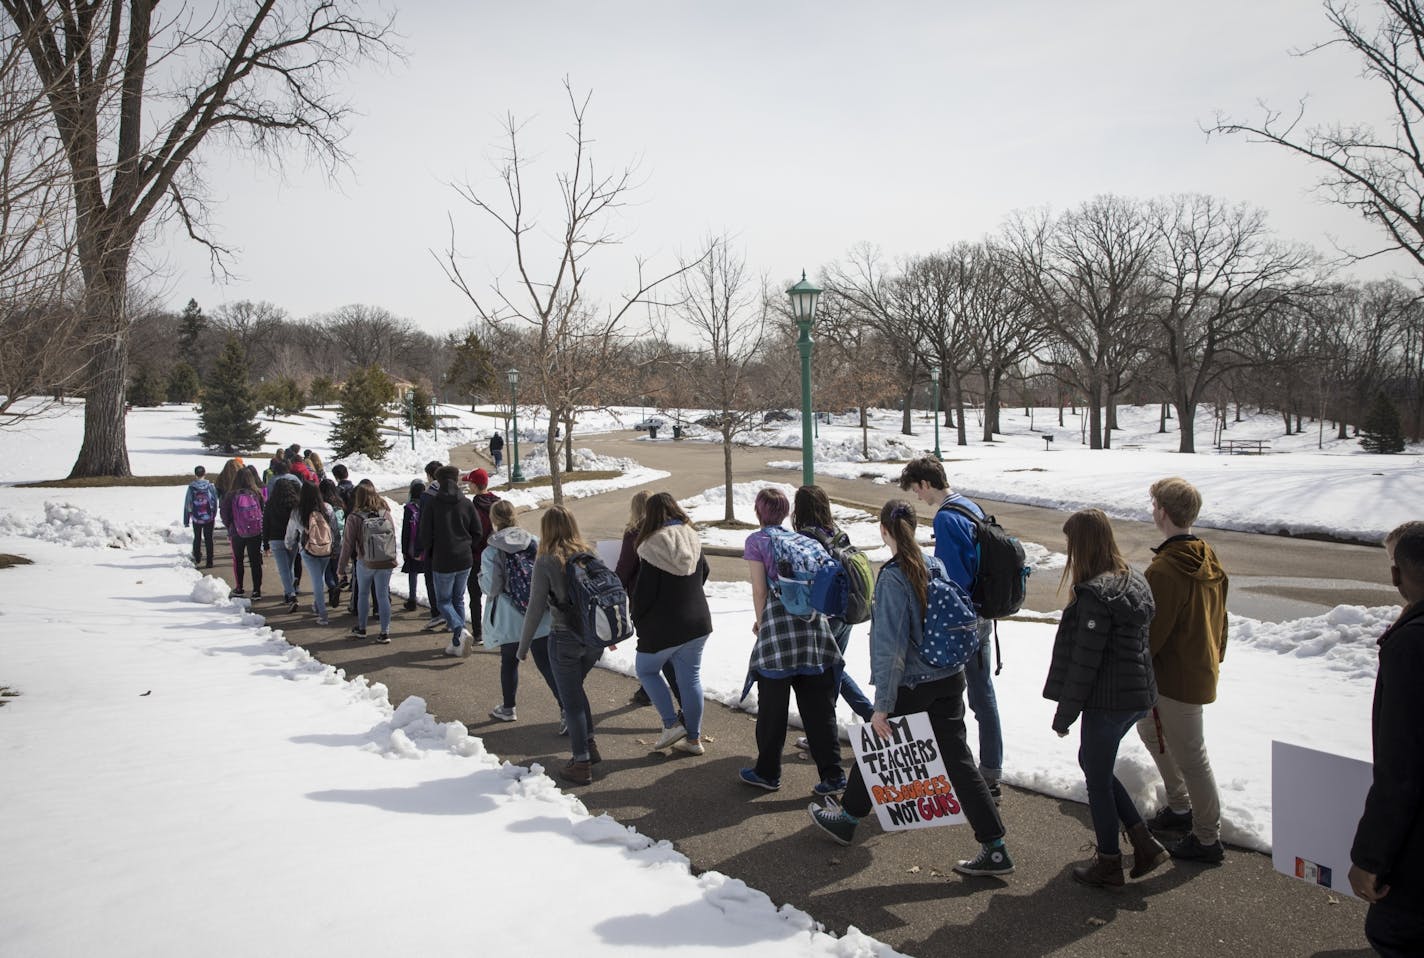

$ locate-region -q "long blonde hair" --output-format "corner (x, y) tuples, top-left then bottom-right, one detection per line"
(1060, 508), (1129, 591)
(625, 490), (649, 534)
(539, 505), (592, 561)
(880, 498), (927, 613)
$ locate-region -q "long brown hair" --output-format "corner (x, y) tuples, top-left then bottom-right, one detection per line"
(216, 458), (243, 495)
(539, 505), (592, 561)
(1060, 508), (1129, 591)
(624, 490), (649, 534)
(880, 498), (928, 613)
(636, 492), (695, 546)
(352, 484), (387, 515)
(792, 485), (835, 533)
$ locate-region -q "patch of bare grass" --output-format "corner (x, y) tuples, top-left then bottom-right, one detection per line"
(0, 554), (34, 569)
(16, 475), (191, 488)
(504, 469), (621, 490)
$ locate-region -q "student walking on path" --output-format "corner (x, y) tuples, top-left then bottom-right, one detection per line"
(262, 477), (302, 608)
(221, 467), (267, 598)
(400, 480), (429, 613)
(1043, 509), (1168, 887)
(1349, 520), (1424, 957)
(417, 465), (479, 657)
(465, 468), (499, 646)
(739, 487), (845, 796)
(619, 491), (680, 711)
(631, 492), (710, 755)
(808, 499), (1013, 878)
(319, 479), (347, 609)
(899, 457), (1004, 802)
(488, 431), (504, 471)
(518, 506), (604, 787)
(287, 482), (336, 625)
(184, 466), (219, 568)
(338, 484), (398, 644)
(479, 500), (555, 723)
(1135, 477), (1230, 863)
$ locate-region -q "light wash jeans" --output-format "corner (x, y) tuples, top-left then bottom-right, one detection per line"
(831, 619), (873, 721)
(300, 552), (331, 619)
(433, 568), (471, 646)
(965, 618), (1003, 783)
(635, 635), (708, 739)
(356, 563), (393, 633)
(268, 540), (296, 599)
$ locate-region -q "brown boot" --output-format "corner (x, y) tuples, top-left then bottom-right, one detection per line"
(1126, 822), (1169, 879)
(560, 759), (592, 786)
(1072, 850), (1124, 887)
(586, 737), (602, 765)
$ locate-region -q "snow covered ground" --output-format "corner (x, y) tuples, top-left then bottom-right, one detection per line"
(0, 398), (1410, 951)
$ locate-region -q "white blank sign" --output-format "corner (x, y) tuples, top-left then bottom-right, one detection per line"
(1271, 740), (1373, 899)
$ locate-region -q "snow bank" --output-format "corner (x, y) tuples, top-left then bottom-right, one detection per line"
(0, 500), (185, 550)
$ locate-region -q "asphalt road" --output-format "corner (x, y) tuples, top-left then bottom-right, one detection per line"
(201, 432), (1394, 957)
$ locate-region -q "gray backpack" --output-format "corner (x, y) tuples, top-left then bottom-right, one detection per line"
(359, 510), (399, 569)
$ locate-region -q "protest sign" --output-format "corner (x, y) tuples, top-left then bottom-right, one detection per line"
(1271, 740), (1372, 899)
(849, 711), (966, 832)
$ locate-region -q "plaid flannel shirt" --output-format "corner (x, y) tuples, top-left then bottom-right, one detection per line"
(741, 593), (843, 700)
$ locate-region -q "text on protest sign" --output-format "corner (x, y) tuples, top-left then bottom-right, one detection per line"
(850, 712), (967, 831)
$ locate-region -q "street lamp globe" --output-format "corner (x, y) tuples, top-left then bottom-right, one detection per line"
(506, 367), (520, 388)
(786, 271), (822, 322)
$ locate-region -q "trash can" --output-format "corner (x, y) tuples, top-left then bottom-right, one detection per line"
(648, 425), (659, 439)
(672, 425), (683, 440)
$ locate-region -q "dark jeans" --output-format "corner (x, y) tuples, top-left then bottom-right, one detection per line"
(831, 619), (873, 720)
(528, 636), (560, 708)
(466, 568), (483, 638)
(231, 534), (263, 592)
(1367, 900), (1424, 958)
(842, 670), (1005, 845)
(424, 569), (436, 616)
(754, 667), (842, 783)
(550, 632), (602, 761)
(1078, 708), (1149, 855)
(191, 522), (214, 563)
(499, 642), (520, 708)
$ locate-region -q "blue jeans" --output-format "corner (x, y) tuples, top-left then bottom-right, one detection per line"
(356, 563), (392, 632)
(550, 632), (602, 761)
(1078, 708), (1150, 855)
(300, 552), (331, 618)
(831, 619), (874, 720)
(966, 618), (1003, 782)
(636, 635), (707, 739)
(529, 636), (561, 709)
(432, 568), (470, 645)
(268, 540), (296, 599)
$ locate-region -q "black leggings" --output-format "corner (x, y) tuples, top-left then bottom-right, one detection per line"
(231, 534), (263, 592)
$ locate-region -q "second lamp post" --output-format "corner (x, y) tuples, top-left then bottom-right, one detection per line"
(507, 367), (524, 483)
(786, 271), (822, 487)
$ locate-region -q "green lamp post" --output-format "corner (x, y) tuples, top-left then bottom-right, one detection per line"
(507, 367), (524, 483)
(931, 364), (942, 460)
(786, 271), (822, 487)
(405, 388), (416, 451)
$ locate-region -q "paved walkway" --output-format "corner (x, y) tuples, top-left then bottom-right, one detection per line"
(203, 432), (1384, 957)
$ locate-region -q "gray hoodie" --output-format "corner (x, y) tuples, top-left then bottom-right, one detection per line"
(478, 525), (549, 648)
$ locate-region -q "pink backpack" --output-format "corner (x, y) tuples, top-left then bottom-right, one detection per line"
(232, 491), (264, 538)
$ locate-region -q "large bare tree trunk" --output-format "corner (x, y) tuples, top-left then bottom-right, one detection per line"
(70, 250), (133, 477)
(901, 379), (915, 435)
(546, 419), (563, 504)
(954, 379), (968, 447)
(723, 434), (735, 522)
(1174, 396), (1197, 454)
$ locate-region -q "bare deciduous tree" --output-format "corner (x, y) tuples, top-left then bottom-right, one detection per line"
(2, 0), (397, 476)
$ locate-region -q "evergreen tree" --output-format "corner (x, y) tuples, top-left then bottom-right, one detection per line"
(166, 362), (200, 403)
(308, 376), (337, 408)
(330, 365), (395, 459)
(404, 384), (436, 431)
(198, 336), (268, 453)
(444, 329), (494, 410)
(1360, 392), (1407, 454)
(178, 299), (207, 371)
(126, 366), (165, 406)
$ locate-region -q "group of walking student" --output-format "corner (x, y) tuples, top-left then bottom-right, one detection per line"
(189, 450), (1422, 946)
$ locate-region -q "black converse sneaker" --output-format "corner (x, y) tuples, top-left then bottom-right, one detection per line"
(954, 842), (1014, 877)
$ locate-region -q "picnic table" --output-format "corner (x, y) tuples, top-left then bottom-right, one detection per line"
(1218, 438), (1270, 455)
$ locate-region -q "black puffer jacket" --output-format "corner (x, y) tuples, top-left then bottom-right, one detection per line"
(1043, 568), (1157, 733)
(262, 480), (300, 542)
(416, 480), (480, 573)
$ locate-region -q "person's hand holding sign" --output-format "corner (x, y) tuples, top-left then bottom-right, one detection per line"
(871, 710), (892, 742)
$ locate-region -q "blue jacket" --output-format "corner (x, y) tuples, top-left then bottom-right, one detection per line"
(478, 526), (550, 647)
(869, 550), (963, 713)
(932, 493), (982, 592)
(183, 479), (218, 526)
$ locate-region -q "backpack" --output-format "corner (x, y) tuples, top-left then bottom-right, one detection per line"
(359, 509), (399, 569)
(191, 485), (215, 524)
(919, 561), (982, 671)
(939, 501), (1030, 619)
(804, 528), (875, 624)
(305, 509), (333, 557)
(405, 500), (423, 560)
(503, 543), (537, 613)
(765, 526), (838, 617)
(231, 491), (264, 538)
(558, 551), (633, 647)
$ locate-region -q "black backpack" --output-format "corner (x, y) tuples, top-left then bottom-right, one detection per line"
(939, 501), (1030, 620)
(803, 527), (874, 625)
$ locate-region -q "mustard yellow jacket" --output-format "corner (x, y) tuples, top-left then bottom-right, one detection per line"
(1145, 536), (1229, 704)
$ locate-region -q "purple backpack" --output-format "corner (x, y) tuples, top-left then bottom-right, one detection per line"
(231, 491), (264, 538)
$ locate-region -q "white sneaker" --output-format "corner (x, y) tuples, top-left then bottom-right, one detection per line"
(674, 738), (705, 755)
(795, 736), (810, 751)
(423, 615), (447, 632)
(653, 725), (688, 750)
(489, 705), (517, 722)
(443, 643), (462, 657)
(459, 630), (473, 656)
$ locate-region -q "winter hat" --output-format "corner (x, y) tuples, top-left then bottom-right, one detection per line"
(462, 468), (490, 489)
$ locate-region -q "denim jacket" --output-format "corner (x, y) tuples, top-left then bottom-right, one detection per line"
(869, 551), (963, 713)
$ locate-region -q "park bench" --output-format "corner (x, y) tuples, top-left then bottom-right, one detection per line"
(1219, 438), (1270, 455)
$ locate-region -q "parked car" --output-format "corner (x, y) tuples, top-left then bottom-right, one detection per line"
(763, 409), (794, 422)
(633, 416), (665, 431)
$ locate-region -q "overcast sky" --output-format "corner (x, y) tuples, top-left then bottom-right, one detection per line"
(151, 0), (1416, 337)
